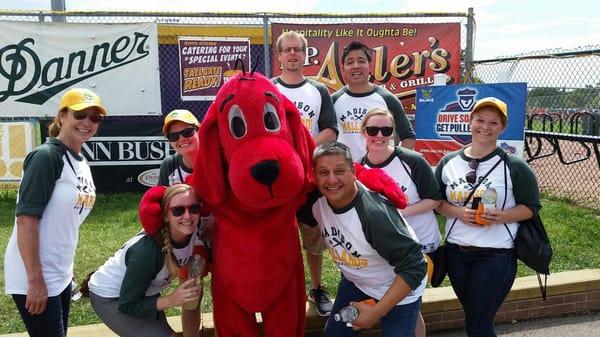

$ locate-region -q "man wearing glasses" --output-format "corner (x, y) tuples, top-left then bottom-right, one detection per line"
(333, 41), (416, 161)
(273, 30), (338, 317)
(159, 109), (200, 186)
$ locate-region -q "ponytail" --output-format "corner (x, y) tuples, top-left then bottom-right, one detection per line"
(160, 226), (180, 282)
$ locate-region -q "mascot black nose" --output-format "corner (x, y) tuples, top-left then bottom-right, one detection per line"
(250, 160), (280, 186)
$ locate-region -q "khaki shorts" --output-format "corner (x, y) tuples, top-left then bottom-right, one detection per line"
(299, 222), (327, 255)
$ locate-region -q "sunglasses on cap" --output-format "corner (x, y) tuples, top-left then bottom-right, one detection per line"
(169, 203), (202, 217)
(73, 110), (103, 123)
(465, 159), (479, 184)
(166, 127), (198, 142)
(365, 126), (394, 137)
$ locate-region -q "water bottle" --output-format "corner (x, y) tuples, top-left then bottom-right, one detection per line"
(333, 299), (376, 325)
(182, 254), (203, 310)
(476, 188), (497, 226)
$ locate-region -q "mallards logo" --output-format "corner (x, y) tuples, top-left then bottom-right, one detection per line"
(0, 32), (150, 105)
(419, 89), (434, 102)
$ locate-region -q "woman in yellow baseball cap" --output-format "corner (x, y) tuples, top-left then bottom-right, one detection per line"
(4, 88), (106, 337)
(159, 109), (200, 186)
(435, 97), (541, 337)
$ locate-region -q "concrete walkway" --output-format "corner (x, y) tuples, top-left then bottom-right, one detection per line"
(430, 310), (600, 337)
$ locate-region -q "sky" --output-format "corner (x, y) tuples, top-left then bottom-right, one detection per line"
(1, 0), (599, 60)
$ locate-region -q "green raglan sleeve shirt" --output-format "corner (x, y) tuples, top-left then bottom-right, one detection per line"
(356, 190), (427, 290)
(158, 155), (176, 186)
(16, 140), (65, 217)
(118, 236), (165, 318)
(399, 148), (441, 200)
(506, 153), (542, 215)
(313, 80), (339, 134)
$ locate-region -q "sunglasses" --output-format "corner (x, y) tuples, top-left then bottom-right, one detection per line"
(73, 110), (103, 123)
(465, 159), (479, 184)
(169, 203), (202, 217)
(166, 127), (197, 142)
(365, 126), (394, 137)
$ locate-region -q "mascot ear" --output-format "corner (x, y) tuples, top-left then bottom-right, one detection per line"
(191, 103), (226, 205)
(283, 95), (315, 188)
(354, 163), (408, 209)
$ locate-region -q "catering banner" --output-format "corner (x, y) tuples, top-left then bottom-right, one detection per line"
(0, 21), (161, 117)
(271, 23), (460, 114)
(415, 83), (527, 166)
(178, 37), (250, 101)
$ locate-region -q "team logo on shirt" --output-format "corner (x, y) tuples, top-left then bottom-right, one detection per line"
(339, 107), (368, 134)
(74, 176), (95, 213)
(322, 226), (368, 269)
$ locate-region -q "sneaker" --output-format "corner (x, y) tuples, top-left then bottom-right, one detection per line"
(308, 285), (333, 317)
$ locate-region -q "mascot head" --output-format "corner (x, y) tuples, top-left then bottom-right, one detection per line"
(191, 69), (315, 210)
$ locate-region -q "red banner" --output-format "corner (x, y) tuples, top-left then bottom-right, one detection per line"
(271, 23), (460, 114)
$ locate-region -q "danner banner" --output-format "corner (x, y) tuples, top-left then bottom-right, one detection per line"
(0, 21), (161, 117)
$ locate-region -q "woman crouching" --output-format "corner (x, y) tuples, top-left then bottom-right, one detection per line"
(88, 184), (208, 337)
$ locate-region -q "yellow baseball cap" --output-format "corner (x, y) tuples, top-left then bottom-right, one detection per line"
(162, 109), (199, 134)
(59, 88), (107, 116)
(471, 97), (508, 117)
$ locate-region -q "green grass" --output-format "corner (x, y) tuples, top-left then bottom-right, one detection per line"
(1, 192), (599, 334)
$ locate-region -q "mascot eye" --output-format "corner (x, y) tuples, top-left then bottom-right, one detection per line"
(264, 103), (281, 132)
(228, 105), (247, 139)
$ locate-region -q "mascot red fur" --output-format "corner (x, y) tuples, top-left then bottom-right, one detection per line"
(191, 70), (315, 337)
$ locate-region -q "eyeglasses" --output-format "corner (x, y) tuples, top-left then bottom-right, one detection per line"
(73, 110), (103, 123)
(365, 126), (394, 137)
(166, 127), (198, 142)
(169, 204), (202, 217)
(280, 47), (304, 54)
(465, 159), (479, 184)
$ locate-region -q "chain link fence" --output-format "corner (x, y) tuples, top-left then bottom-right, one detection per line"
(0, 10), (470, 190)
(473, 47), (600, 209)
(0, 10), (471, 120)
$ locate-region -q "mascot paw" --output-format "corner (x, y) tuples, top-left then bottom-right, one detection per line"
(354, 163), (408, 209)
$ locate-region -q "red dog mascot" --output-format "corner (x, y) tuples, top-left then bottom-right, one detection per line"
(191, 70), (315, 337)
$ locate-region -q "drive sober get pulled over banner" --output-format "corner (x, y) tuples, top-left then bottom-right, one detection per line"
(178, 37), (250, 101)
(415, 83), (527, 166)
(271, 23), (460, 114)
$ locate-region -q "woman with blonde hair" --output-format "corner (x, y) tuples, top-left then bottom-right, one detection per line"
(360, 108), (441, 337)
(4, 88), (106, 337)
(435, 97), (541, 337)
(88, 184), (207, 337)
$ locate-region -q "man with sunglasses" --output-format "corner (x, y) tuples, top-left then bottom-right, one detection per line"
(333, 41), (416, 161)
(272, 30), (338, 317)
(159, 109), (200, 186)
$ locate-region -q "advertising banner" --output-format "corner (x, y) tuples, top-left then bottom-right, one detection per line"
(0, 21), (161, 117)
(178, 37), (250, 101)
(0, 120), (40, 189)
(271, 23), (461, 114)
(36, 118), (169, 193)
(415, 83), (527, 166)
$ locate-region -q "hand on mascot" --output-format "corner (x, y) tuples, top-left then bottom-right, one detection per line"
(354, 163), (408, 209)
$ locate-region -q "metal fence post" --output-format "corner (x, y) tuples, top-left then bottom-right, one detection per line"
(465, 7), (474, 83)
(263, 13), (270, 77)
